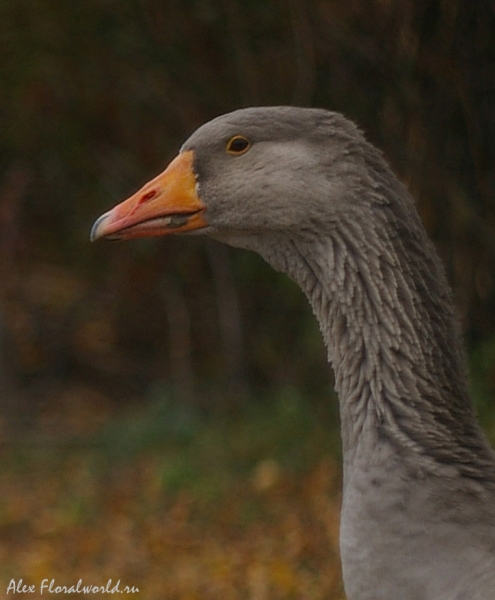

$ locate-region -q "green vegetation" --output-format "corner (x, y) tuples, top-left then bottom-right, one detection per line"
(0, 392), (344, 599)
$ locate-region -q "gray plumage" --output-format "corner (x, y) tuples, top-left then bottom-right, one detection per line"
(184, 107), (495, 599)
(98, 106), (495, 599)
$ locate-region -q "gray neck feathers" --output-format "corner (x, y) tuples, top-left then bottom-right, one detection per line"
(253, 180), (494, 480)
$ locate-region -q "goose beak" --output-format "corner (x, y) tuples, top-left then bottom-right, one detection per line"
(90, 150), (207, 242)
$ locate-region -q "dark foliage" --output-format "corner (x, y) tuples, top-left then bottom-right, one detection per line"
(0, 0), (494, 423)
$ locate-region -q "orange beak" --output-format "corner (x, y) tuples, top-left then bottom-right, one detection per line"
(90, 150), (207, 242)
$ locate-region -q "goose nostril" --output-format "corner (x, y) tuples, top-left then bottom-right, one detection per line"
(138, 189), (158, 205)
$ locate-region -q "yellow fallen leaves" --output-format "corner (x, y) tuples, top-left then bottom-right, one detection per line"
(0, 446), (345, 599)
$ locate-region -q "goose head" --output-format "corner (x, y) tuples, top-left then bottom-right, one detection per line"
(90, 106), (392, 258)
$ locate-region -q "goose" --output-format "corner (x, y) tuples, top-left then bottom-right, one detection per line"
(91, 106), (495, 600)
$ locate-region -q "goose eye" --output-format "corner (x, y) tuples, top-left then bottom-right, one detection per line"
(226, 135), (250, 155)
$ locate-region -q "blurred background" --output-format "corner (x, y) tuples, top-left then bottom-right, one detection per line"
(0, 0), (494, 598)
